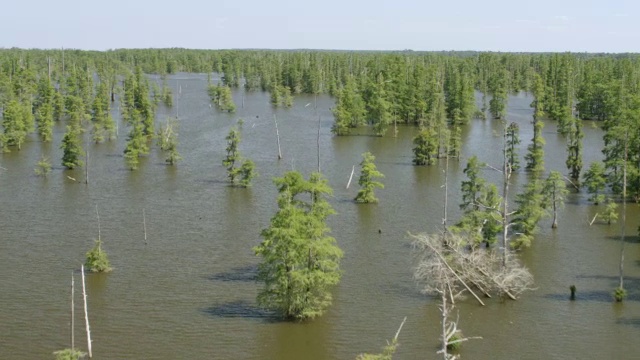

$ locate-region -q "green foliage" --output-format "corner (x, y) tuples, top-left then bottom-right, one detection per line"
(223, 127), (241, 183)
(238, 159), (257, 187)
(254, 171), (342, 320)
(53, 348), (86, 360)
(488, 69), (508, 119)
(85, 239), (112, 273)
(412, 128), (438, 165)
(525, 119), (546, 174)
(162, 81), (173, 107)
(454, 156), (503, 246)
(60, 126), (84, 170)
(367, 73), (392, 136)
(270, 84), (293, 107)
(222, 127), (256, 186)
(583, 161), (607, 204)
(356, 339), (398, 360)
(123, 118), (148, 170)
(2, 99), (29, 150)
(613, 286), (627, 302)
(157, 118), (181, 165)
(331, 76), (366, 135)
(354, 152), (384, 203)
(542, 171), (569, 228)
(512, 180), (548, 249)
(454, 183), (502, 247)
(566, 116), (584, 184)
(208, 84), (236, 112)
(601, 197), (618, 225)
(447, 331), (463, 351)
(506, 122), (521, 171)
(34, 156), (52, 177)
(460, 156), (485, 211)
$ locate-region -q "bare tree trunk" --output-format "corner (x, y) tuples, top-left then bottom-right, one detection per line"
(143, 208), (147, 244)
(95, 205), (101, 241)
(81, 265), (92, 358)
(502, 125), (510, 268)
(552, 200), (558, 229)
(317, 116), (321, 173)
(619, 137), (628, 291)
(443, 154), (449, 229)
(440, 291), (449, 360)
(274, 115), (282, 160)
(71, 272), (74, 350)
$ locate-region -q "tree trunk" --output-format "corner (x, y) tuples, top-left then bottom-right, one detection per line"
(81, 265), (92, 358)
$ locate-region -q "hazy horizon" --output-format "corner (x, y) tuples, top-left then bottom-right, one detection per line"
(1, 0), (639, 53)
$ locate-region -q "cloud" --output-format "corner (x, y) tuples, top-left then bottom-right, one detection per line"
(554, 15), (570, 22)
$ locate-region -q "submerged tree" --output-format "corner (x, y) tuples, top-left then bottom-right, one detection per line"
(505, 122), (521, 171)
(525, 73), (546, 174)
(53, 348), (86, 360)
(157, 118), (181, 165)
(511, 179), (547, 249)
(354, 152), (385, 203)
(566, 116), (584, 185)
(222, 126), (256, 187)
(356, 318), (406, 360)
(209, 84), (236, 112)
(332, 76), (366, 135)
(123, 117), (148, 170)
(85, 239), (111, 273)
(412, 128), (438, 166)
(61, 126), (84, 170)
(34, 156), (52, 177)
(541, 171), (569, 229)
(254, 171), (342, 320)
(412, 232), (533, 359)
(583, 161), (607, 205)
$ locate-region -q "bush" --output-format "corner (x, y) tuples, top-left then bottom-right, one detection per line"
(85, 240), (112, 273)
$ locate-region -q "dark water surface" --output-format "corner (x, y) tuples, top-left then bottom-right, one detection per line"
(1, 74), (639, 359)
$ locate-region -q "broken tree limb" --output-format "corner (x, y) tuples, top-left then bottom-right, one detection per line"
(346, 165), (355, 189)
(424, 240), (485, 306)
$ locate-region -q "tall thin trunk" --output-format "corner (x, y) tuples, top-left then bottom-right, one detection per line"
(81, 265), (92, 358)
(502, 125), (510, 268)
(619, 137), (628, 290)
(71, 272), (74, 350)
(274, 115), (282, 160)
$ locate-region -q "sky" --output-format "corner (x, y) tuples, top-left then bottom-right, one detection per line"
(1, 0), (639, 53)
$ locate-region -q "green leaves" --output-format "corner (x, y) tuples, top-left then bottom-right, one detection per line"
(61, 125), (84, 170)
(583, 161), (607, 205)
(255, 171), (342, 320)
(355, 152), (384, 203)
(85, 239), (112, 273)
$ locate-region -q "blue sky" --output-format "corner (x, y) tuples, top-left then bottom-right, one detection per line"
(1, 0), (639, 52)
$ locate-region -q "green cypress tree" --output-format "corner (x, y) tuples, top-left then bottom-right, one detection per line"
(354, 152), (385, 203)
(254, 171), (342, 320)
(60, 125), (84, 169)
(541, 171), (569, 228)
(583, 161), (607, 205)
